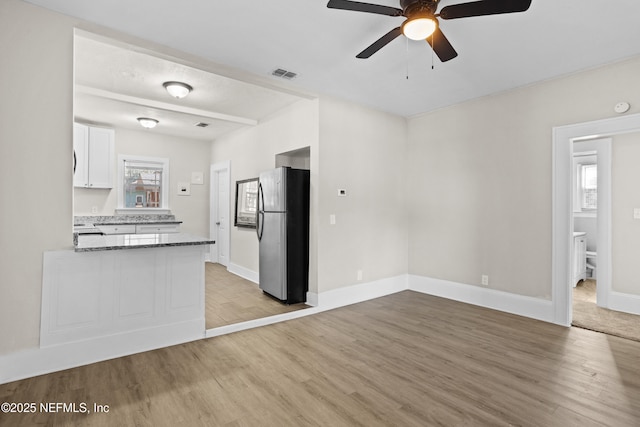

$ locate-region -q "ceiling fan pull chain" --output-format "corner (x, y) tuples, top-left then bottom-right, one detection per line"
(406, 37), (410, 80)
(431, 32), (435, 70)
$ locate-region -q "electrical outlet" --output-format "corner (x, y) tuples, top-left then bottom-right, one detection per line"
(481, 275), (489, 286)
(91, 206), (98, 214)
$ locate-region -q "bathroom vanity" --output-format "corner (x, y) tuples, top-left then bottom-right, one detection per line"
(573, 232), (587, 286)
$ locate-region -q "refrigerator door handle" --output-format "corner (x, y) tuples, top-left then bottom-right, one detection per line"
(257, 183), (264, 241)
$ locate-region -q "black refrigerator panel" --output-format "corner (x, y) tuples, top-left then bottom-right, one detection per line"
(258, 167), (309, 304)
(284, 167), (310, 304)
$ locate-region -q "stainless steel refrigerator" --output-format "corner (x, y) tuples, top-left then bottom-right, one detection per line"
(257, 167), (310, 304)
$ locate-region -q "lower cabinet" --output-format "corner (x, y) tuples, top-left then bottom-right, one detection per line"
(97, 223), (180, 235)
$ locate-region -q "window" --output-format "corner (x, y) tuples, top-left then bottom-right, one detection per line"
(118, 155), (169, 211)
(580, 163), (597, 210)
(573, 152), (597, 214)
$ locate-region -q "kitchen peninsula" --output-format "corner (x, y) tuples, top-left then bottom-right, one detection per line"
(41, 215), (214, 368)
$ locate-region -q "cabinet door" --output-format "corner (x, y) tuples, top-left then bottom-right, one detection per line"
(136, 224), (180, 234)
(73, 123), (89, 188)
(87, 127), (114, 188)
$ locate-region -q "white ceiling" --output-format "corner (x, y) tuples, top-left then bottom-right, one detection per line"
(24, 0), (640, 139)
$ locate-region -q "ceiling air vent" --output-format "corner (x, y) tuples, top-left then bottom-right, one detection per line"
(271, 68), (298, 80)
(194, 122), (210, 128)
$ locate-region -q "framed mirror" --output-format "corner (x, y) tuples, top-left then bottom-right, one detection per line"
(235, 178), (258, 228)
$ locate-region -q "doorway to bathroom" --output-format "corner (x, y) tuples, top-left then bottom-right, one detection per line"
(571, 139), (605, 330)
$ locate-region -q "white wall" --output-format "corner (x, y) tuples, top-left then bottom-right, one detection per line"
(612, 131), (640, 295)
(0, 0), (76, 355)
(210, 99), (320, 290)
(74, 127), (211, 235)
(407, 55), (640, 300)
(317, 96), (408, 293)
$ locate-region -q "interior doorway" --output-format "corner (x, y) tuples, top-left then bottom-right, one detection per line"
(553, 113), (640, 327)
(571, 139), (609, 328)
(210, 161), (230, 266)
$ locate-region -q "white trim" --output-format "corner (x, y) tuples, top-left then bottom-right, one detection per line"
(3, 272), (574, 385)
(0, 320), (203, 385)
(210, 161), (231, 265)
(226, 262), (259, 283)
(552, 113), (640, 326)
(117, 154), (170, 210)
(409, 275), (555, 323)
(608, 291), (640, 316)
(308, 275), (408, 311)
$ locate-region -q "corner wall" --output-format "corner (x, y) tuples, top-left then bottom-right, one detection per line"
(407, 55), (640, 301)
(0, 0), (76, 355)
(317, 96), (408, 293)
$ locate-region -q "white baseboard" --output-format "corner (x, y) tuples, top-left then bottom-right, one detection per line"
(226, 262), (258, 284)
(608, 291), (640, 316)
(408, 275), (556, 324)
(0, 320), (203, 385)
(1, 273), (561, 385)
(307, 275), (409, 310)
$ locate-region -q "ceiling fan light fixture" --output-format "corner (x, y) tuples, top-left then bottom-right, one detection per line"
(137, 117), (159, 129)
(163, 81), (193, 99)
(402, 16), (437, 40)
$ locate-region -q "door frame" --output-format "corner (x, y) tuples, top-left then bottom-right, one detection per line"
(552, 112), (640, 326)
(210, 161), (231, 266)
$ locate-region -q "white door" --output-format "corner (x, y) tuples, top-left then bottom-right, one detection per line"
(210, 161), (230, 266)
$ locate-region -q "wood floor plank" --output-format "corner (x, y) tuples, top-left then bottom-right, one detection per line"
(205, 262), (308, 329)
(2, 291), (640, 426)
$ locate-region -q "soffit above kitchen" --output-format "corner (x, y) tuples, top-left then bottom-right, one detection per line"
(26, 0), (640, 118)
(73, 33), (310, 141)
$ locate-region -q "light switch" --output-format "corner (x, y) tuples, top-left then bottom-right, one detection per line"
(191, 171), (204, 185)
(634, 208), (640, 219)
(330, 214), (336, 225)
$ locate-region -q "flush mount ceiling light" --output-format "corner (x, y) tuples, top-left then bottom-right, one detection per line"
(401, 14), (437, 40)
(137, 117), (159, 129)
(163, 81), (193, 99)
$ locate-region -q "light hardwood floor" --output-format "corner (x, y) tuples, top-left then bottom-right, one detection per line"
(205, 262), (309, 329)
(2, 291), (640, 426)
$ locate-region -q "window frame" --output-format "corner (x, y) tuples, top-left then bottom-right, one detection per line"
(572, 152), (597, 216)
(117, 154), (170, 213)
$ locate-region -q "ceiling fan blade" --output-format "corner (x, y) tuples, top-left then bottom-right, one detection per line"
(327, 0), (403, 17)
(439, 0), (532, 20)
(426, 27), (458, 62)
(356, 27), (403, 58)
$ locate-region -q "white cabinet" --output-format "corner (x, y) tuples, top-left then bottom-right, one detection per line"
(74, 123), (114, 189)
(573, 232), (587, 286)
(97, 224), (137, 235)
(97, 223), (180, 235)
(136, 223), (180, 234)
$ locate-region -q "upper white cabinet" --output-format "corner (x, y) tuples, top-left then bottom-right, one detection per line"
(74, 123), (114, 189)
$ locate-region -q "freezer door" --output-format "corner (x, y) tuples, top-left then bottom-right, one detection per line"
(259, 167), (285, 212)
(259, 212), (287, 300)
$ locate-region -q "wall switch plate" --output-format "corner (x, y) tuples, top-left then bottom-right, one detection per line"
(330, 214), (336, 225)
(634, 208), (640, 219)
(191, 171), (204, 185)
(357, 270), (363, 281)
(481, 275), (489, 286)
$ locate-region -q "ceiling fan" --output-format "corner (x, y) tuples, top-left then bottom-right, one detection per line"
(327, 0), (532, 62)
